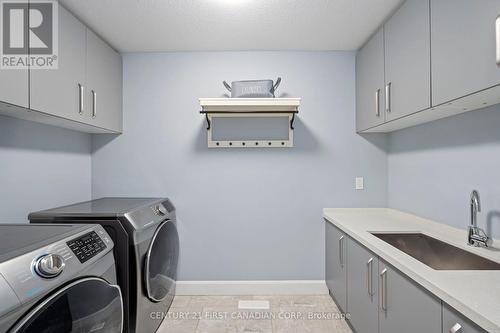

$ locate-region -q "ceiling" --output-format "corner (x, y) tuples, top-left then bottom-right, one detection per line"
(59, 0), (403, 53)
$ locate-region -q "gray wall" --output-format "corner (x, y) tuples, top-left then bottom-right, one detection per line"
(0, 116), (92, 223)
(92, 51), (388, 281)
(388, 105), (500, 239)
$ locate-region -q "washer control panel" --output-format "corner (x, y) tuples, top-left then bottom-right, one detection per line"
(0, 225), (113, 306)
(67, 231), (106, 263)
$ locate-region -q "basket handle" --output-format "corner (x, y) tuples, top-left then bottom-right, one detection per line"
(223, 81), (232, 92)
(273, 77), (282, 92)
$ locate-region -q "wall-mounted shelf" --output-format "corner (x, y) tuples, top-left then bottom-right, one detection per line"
(199, 98), (301, 148)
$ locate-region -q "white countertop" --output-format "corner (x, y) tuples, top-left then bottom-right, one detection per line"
(323, 208), (500, 333)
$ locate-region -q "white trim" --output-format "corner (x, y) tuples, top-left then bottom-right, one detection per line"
(175, 280), (328, 296)
(361, 84), (500, 133)
(199, 98), (301, 109)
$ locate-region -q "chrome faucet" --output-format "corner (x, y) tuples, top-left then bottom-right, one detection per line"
(468, 190), (488, 247)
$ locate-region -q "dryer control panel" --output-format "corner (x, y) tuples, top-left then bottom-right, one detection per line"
(67, 231), (107, 263)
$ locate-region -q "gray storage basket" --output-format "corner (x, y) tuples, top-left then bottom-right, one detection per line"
(223, 78), (281, 98)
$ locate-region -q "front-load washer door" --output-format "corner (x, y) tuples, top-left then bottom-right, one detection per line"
(144, 219), (179, 303)
(9, 277), (123, 333)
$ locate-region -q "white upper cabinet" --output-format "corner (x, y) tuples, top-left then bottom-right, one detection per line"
(431, 0), (500, 106)
(356, 28), (385, 132)
(357, 0), (500, 133)
(0, 4), (122, 133)
(0, 70), (28, 108)
(86, 30), (123, 133)
(30, 5), (87, 123)
(384, 0), (431, 121)
(356, 0), (432, 132)
(0, 0), (29, 109)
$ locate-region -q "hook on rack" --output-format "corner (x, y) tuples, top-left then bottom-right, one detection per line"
(290, 112), (296, 130)
(205, 113), (211, 130)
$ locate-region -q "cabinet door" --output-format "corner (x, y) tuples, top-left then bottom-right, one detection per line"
(325, 222), (347, 312)
(30, 5), (86, 122)
(443, 303), (487, 333)
(347, 239), (378, 333)
(385, 0), (431, 120)
(356, 28), (385, 132)
(379, 260), (441, 333)
(431, 0), (500, 106)
(86, 29), (123, 133)
(0, 70), (28, 108)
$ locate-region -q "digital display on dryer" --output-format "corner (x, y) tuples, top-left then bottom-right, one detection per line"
(67, 231), (107, 263)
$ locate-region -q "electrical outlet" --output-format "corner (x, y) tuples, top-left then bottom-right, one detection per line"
(355, 177), (364, 190)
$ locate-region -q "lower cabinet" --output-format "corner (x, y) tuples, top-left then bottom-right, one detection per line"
(442, 303), (487, 333)
(325, 222), (347, 312)
(378, 259), (442, 333)
(347, 239), (379, 333)
(325, 221), (482, 333)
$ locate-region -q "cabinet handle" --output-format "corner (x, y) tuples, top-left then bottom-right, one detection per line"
(380, 268), (388, 311)
(496, 15), (500, 67)
(339, 236), (345, 268)
(385, 82), (391, 113)
(91, 90), (97, 118)
(375, 89), (380, 117)
(366, 258), (374, 296)
(78, 83), (84, 115)
(449, 323), (462, 333)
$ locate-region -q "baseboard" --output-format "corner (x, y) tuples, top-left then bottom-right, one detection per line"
(175, 280), (328, 296)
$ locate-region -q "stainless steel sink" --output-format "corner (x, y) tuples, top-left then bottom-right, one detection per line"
(371, 233), (500, 270)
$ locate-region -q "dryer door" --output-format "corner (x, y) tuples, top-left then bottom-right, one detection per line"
(144, 219), (179, 302)
(9, 277), (123, 333)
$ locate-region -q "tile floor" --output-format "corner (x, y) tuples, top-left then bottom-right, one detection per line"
(157, 295), (352, 333)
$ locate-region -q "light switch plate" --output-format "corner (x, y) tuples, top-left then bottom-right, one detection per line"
(355, 177), (364, 190)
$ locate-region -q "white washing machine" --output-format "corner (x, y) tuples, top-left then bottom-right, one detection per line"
(0, 224), (123, 333)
